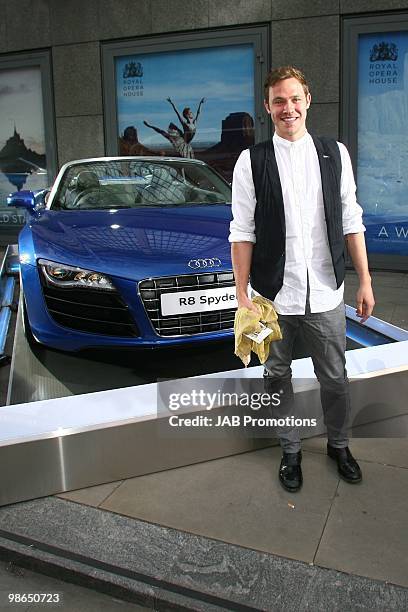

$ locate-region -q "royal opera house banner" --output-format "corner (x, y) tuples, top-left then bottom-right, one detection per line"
(115, 45), (254, 182)
(102, 28), (269, 183)
(357, 29), (408, 258)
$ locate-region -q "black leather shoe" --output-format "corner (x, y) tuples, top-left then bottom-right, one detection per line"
(327, 444), (362, 483)
(279, 451), (303, 492)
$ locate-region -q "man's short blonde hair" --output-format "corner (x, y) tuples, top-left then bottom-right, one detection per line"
(264, 66), (310, 100)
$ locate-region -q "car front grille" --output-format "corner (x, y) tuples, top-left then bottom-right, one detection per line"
(139, 272), (236, 337)
(40, 284), (140, 337)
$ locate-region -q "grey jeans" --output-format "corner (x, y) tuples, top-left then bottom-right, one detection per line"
(264, 300), (350, 453)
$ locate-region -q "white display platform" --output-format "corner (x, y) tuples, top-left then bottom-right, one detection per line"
(1, 341), (407, 446)
(0, 341), (407, 506)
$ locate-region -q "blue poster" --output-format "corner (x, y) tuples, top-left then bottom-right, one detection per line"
(115, 44), (255, 181)
(358, 31), (408, 256)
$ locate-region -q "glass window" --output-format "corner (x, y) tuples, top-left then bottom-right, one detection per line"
(102, 27), (269, 184)
(52, 159), (232, 210)
(357, 31), (408, 258)
(0, 52), (56, 246)
(342, 15), (408, 269)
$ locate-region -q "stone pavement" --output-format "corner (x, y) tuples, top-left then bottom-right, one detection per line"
(56, 438), (408, 588)
(1, 472), (408, 611)
(0, 560), (149, 611)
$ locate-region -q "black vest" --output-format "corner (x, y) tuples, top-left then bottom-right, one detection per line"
(249, 135), (345, 301)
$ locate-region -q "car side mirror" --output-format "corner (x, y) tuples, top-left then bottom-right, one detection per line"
(7, 190), (36, 211)
(34, 189), (50, 208)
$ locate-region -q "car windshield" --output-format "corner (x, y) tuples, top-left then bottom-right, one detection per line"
(51, 159), (232, 210)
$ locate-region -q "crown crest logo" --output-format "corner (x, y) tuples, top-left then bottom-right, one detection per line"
(370, 42), (398, 62)
(123, 61), (143, 78)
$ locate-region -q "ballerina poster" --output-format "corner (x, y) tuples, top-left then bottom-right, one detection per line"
(115, 43), (255, 181)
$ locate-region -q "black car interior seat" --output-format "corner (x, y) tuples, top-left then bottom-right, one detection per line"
(67, 170), (101, 208)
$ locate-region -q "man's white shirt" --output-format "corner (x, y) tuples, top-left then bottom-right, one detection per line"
(229, 132), (365, 315)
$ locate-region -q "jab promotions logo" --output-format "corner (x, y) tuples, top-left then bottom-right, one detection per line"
(368, 41), (399, 85)
(122, 61), (144, 97)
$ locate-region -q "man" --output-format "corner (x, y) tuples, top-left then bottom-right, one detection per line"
(229, 66), (375, 492)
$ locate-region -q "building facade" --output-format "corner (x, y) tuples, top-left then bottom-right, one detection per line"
(0, 0), (407, 266)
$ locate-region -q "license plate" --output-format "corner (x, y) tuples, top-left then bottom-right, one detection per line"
(161, 286), (237, 316)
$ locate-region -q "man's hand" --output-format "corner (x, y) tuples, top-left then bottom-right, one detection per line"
(237, 294), (260, 315)
(345, 232), (375, 323)
(231, 242), (260, 313)
(355, 282), (375, 323)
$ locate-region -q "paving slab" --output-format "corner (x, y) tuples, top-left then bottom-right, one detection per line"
(315, 461), (408, 587)
(100, 447), (339, 563)
(342, 299), (397, 324)
(371, 286), (408, 306)
(57, 481), (124, 507)
(392, 304), (408, 331)
(344, 273), (361, 285)
(344, 272), (408, 325)
(346, 270), (407, 286)
(303, 437), (408, 468)
(368, 272), (408, 288)
(344, 270), (406, 327)
(350, 415), (408, 438)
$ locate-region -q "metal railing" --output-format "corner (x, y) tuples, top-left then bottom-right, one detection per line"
(0, 245), (19, 365)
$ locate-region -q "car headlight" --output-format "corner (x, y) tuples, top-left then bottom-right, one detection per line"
(38, 259), (115, 291)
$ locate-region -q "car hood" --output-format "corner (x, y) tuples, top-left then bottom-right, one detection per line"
(28, 206), (233, 280)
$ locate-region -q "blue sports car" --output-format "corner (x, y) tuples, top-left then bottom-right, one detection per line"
(8, 157), (236, 351)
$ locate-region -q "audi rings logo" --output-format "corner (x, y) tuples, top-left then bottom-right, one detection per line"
(188, 257), (222, 269)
